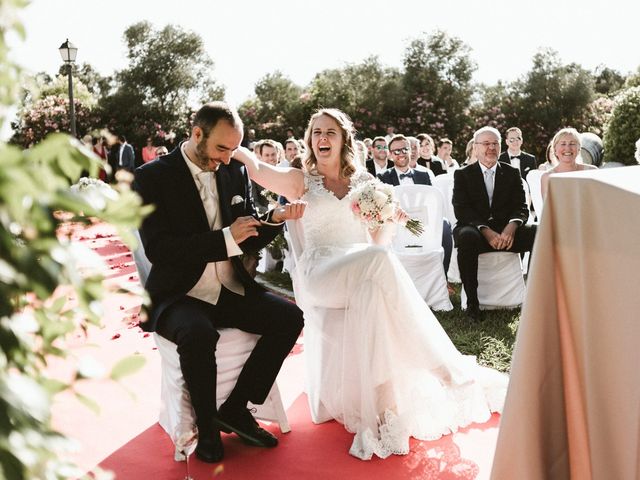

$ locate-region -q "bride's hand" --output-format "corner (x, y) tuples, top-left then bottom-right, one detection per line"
(271, 201), (307, 223)
(393, 207), (409, 225)
(232, 146), (253, 164)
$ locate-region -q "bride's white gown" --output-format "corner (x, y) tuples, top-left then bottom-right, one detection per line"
(292, 170), (508, 460)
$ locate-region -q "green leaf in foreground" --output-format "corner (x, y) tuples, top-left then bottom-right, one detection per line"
(109, 354), (146, 381)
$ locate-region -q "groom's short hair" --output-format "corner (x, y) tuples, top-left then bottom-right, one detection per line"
(193, 102), (243, 139)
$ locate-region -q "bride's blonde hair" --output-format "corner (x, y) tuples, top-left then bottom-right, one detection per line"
(303, 108), (357, 179)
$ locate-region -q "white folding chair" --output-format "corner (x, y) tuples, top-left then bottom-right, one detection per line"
(432, 173), (460, 283)
(526, 170), (544, 220)
(460, 251), (525, 310)
(392, 184), (452, 311)
(131, 230), (290, 461)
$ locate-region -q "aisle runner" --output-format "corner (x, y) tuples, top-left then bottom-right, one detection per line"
(50, 223), (501, 480)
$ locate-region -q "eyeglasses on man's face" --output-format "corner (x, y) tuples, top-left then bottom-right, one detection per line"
(390, 147), (410, 155)
(375, 145), (388, 151)
(475, 142), (500, 148)
(507, 137), (522, 143)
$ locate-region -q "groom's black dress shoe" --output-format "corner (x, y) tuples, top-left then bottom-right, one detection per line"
(216, 405), (278, 448)
(195, 432), (224, 463)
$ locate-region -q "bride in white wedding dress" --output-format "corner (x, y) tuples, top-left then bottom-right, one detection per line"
(234, 108), (508, 460)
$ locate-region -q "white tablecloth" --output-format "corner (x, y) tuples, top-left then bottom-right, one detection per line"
(491, 166), (640, 480)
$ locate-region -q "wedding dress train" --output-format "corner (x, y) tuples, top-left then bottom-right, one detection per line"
(292, 170), (508, 460)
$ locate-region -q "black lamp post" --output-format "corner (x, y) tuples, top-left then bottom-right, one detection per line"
(58, 39), (78, 137)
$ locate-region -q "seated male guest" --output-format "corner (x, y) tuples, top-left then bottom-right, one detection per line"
(498, 127), (537, 178)
(378, 134), (453, 279)
(452, 126), (536, 321)
(133, 102), (305, 463)
(366, 136), (393, 176)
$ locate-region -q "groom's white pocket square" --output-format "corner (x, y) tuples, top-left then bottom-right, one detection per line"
(231, 195), (244, 205)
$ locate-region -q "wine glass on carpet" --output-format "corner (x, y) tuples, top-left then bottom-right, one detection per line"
(175, 427), (198, 480)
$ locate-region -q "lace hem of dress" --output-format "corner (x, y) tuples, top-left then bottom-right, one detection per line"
(347, 377), (507, 461)
(349, 410), (410, 460)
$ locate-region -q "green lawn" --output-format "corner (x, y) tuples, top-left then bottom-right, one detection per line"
(259, 272), (519, 373)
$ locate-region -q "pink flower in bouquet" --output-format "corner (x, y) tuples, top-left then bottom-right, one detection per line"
(347, 179), (423, 236)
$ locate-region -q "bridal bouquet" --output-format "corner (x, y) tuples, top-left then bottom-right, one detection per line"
(348, 179), (424, 236)
(70, 177), (118, 210)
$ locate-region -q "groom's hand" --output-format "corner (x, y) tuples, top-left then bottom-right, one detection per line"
(230, 216), (261, 243)
(271, 201), (306, 223)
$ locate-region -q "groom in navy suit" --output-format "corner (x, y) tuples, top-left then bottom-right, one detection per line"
(133, 102), (304, 463)
(378, 134), (453, 279)
(452, 126), (536, 321)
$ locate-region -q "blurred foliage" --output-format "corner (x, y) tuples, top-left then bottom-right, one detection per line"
(603, 86), (640, 165)
(0, 2), (152, 477)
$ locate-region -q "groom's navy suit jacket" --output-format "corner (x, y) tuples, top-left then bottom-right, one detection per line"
(133, 145), (282, 332)
(452, 161), (528, 236)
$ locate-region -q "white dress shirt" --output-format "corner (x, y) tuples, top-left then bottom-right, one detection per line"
(394, 167), (415, 185)
(373, 161), (388, 176)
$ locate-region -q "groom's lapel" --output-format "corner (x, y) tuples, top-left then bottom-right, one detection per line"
(215, 166), (233, 226)
(390, 170), (400, 186)
(169, 150), (210, 230)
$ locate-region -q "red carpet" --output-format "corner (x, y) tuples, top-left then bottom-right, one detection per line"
(51, 223), (501, 479)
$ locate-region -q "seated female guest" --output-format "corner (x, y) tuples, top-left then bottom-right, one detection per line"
(541, 127), (597, 197)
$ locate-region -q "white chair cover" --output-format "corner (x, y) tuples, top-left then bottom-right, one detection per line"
(460, 252), (525, 310)
(526, 170), (544, 220)
(154, 332), (290, 451)
(131, 230), (290, 460)
(392, 184), (452, 311)
(433, 173), (461, 283)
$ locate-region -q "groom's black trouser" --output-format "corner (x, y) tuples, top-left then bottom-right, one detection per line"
(156, 287), (304, 436)
(454, 223), (537, 308)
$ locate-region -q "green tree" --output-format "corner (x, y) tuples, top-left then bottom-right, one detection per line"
(507, 49), (596, 158)
(239, 71), (308, 141)
(593, 65), (626, 96)
(10, 94), (99, 147)
(624, 66), (640, 89)
(307, 57), (404, 138)
(402, 31), (477, 151)
(603, 86), (640, 165)
(10, 73), (99, 147)
(57, 62), (111, 97)
(98, 21), (225, 148)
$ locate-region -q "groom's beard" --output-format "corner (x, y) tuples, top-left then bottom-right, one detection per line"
(195, 137), (222, 172)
